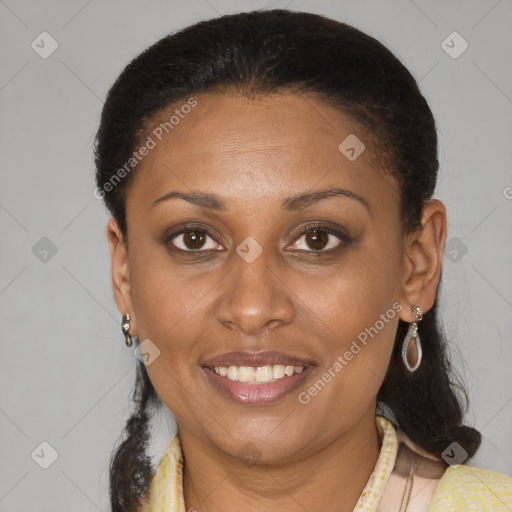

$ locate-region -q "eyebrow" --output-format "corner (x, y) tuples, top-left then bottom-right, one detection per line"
(152, 187), (370, 213)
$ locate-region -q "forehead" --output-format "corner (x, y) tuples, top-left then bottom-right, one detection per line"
(127, 92), (398, 212)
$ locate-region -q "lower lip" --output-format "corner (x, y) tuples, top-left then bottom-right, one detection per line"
(202, 365), (315, 405)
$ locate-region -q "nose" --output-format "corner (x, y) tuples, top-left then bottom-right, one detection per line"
(215, 247), (295, 336)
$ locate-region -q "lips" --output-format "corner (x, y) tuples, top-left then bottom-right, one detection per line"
(201, 350), (316, 405)
(203, 364), (315, 404)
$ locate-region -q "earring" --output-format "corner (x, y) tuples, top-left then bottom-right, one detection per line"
(402, 305), (423, 373)
(121, 313), (132, 347)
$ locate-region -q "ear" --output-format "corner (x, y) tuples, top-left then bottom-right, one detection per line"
(399, 199), (447, 322)
(106, 217), (137, 335)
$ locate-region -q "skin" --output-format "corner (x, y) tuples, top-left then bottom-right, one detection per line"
(107, 92), (447, 512)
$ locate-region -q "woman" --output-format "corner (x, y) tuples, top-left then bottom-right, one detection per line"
(94, 9), (512, 512)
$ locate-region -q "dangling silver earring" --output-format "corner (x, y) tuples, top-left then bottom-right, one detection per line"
(122, 313), (132, 347)
(402, 305), (423, 373)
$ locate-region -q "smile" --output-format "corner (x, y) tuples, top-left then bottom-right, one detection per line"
(202, 364), (315, 405)
(209, 364), (308, 383)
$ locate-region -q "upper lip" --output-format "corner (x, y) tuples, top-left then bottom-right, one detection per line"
(202, 350), (315, 368)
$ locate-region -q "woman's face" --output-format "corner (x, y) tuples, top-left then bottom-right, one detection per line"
(110, 92), (432, 462)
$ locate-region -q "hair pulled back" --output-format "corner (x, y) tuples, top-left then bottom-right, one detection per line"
(94, 9), (481, 511)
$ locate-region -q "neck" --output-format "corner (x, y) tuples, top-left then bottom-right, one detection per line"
(180, 408), (381, 512)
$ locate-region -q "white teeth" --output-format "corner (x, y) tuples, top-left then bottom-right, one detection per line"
(273, 365), (286, 379)
(212, 364), (307, 383)
(254, 365), (273, 383)
(285, 365), (295, 376)
(238, 366), (255, 382)
(227, 366), (238, 381)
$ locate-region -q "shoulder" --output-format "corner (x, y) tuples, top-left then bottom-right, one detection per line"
(429, 464), (512, 511)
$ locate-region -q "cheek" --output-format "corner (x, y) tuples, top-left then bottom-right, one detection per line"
(305, 279), (400, 388)
(297, 236), (402, 401)
(130, 257), (210, 418)
(128, 232), (209, 332)
(301, 234), (402, 345)
(299, 285), (400, 429)
(128, 244), (209, 372)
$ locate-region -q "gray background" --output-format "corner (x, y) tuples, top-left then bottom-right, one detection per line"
(1, 0), (511, 510)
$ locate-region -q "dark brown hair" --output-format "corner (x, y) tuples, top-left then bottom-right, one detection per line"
(94, 9), (481, 512)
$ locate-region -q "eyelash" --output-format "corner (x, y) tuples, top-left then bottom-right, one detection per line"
(163, 222), (351, 255)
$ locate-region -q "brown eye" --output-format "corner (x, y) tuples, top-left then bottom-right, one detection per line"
(305, 228), (329, 250)
(168, 228), (222, 252)
(183, 230), (206, 249)
(289, 225), (350, 253)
